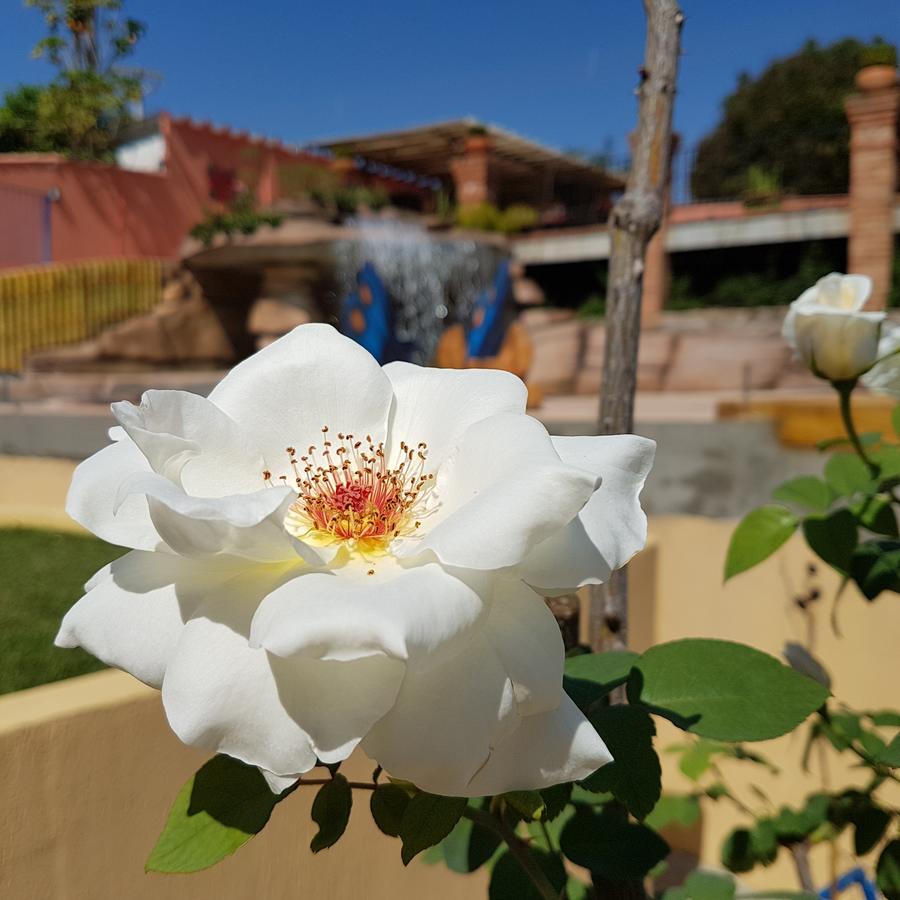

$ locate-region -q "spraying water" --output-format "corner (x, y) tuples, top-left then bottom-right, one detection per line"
(332, 218), (505, 364)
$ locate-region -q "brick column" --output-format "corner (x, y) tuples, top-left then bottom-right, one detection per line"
(640, 135), (679, 329)
(450, 135), (495, 207)
(845, 67), (899, 310)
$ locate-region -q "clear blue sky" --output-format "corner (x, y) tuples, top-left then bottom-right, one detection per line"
(1, 0), (897, 157)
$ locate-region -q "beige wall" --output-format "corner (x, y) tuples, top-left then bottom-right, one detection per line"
(2, 457), (900, 895)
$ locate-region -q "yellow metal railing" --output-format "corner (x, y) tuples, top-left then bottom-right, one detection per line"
(0, 259), (162, 373)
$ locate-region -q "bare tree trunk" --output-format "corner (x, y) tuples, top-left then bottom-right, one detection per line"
(590, 0), (683, 658)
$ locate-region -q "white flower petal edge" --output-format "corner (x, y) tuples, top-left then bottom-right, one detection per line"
(394, 413), (599, 570)
(516, 434), (656, 595)
(383, 363), (527, 469)
(208, 323), (394, 469)
(863, 325), (900, 399)
(361, 579), (608, 796)
(162, 579), (405, 776)
(250, 560), (489, 668)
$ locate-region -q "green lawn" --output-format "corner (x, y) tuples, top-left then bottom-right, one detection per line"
(0, 527), (125, 695)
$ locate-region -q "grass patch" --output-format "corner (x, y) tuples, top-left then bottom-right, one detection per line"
(0, 527), (125, 695)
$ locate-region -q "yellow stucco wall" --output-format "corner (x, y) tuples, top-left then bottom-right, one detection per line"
(2, 457), (899, 895)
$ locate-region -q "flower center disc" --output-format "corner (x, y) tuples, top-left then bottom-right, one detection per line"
(272, 427), (433, 550)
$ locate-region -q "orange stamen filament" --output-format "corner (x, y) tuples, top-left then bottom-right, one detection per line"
(271, 426), (433, 548)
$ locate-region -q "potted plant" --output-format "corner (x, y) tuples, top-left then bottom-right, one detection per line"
(464, 123), (492, 154)
(856, 39), (897, 91)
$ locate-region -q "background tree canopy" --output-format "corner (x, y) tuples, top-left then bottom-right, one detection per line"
(0, 0), (145, 161)
(690, 38), (897, 201)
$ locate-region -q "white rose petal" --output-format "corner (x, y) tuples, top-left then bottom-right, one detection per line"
(56, 323), (652, 794)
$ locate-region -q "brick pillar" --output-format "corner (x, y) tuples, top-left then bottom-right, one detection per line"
(640, 135), (679, 330)
(845, 66), (899, 310)
(450, 135), (495, 207)
(256, 147), (278, 207)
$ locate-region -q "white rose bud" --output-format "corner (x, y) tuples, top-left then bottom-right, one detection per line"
(783, 273), (882, 382)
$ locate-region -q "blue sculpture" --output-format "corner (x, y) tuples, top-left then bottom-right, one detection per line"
(466, 259), (512, 359)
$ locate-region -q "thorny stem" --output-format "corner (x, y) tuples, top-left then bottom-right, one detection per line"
(836, 381), (880, 478)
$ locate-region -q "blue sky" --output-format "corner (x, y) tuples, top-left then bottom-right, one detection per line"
(1, 1), (897, 157)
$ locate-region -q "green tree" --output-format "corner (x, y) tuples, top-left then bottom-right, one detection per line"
(0, 1), (146, 160)
(691, 38), (895, 200)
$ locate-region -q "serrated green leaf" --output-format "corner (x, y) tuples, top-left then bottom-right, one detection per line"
(725, 506), (798, 580)
(559, 807), (669, 880)
(580, 706), (661, 820)
(878, 840), (900, 900)
(489, 847), (567, 900)
(398, 793), (467, 865)
(803, 508), (858, 576)
(369, 783), (410, 838)
(539, 782), (572, 822)
(772, 476), (835, 513)
(145, 754), (279, 874)
(502, 791), (545, 821)
(645, 794), (701, 831)
(850, 539), (900, 600)
(630, 639), (829, 742)
(825, 453), (874, 497)
(563, 650), (639, 711)
(310, 774), (352, 853)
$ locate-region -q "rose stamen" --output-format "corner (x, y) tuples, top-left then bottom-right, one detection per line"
(273, 426), (434, 548)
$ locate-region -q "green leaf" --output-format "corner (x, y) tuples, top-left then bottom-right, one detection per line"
(563, 650), (639, 711)
(872, 445), (900, 480)
(502, 791), (545, 821)
(539, 783), (573, 822)
(559, 808), (669, 880)
(879, 733), (900, 767)
(772, 476), (835, 513)
(580, 706), (661, 820)
(725, 506), (798, 581)
(669, 871), (736, 900)
(489, 847), (567, 900)
(721, 828), (755, 873)
(869, 710), (900, 727)
(310, 774), (352, 853)
(676, 739), (721, 781)
(439, 813), (501, 873)
(824, 453), (874, 497)
(645, 794), (701, 831)
(852, 495), (899, 537)
(630, 639), (829, 742)
(802, 508), (858, 577)
(878, 840), (900, 900)
(854, 805), (891, 855)
(145, 754), (279, 873)
(751, 818), (779, 864)
(850, 540), (900, 600)
(369, 783), (410, 838)
(398, 793), (467, 865)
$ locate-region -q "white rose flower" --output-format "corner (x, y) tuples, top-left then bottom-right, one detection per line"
(862, 326), (900, 399)
(783, 273), (882, 381)
(56, 324), (654, 797)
